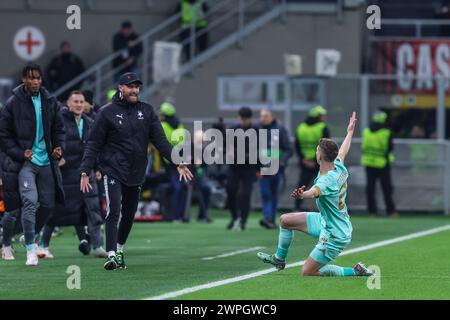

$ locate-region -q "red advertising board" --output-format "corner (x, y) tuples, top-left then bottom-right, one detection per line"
(375, 40), (450, 93)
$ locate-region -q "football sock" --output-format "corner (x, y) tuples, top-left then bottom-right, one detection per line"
(275, 227), (293, 260)
(108, 251), (115, 258)
(26, 244), (35, 252)
(117, 244), (124, 252)
(318, 265), (356, 277)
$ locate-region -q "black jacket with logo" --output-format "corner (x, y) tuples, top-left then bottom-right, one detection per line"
(80, 92), (175, 186)
(49, 108), (102, 227)
(0, 84), (66, 211)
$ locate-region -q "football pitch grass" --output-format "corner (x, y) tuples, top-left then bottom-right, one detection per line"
(1, 210), (449, 300)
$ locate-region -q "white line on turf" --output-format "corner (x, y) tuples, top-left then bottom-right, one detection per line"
(201, 246), (266, 260)
(145, 224), (450, 300)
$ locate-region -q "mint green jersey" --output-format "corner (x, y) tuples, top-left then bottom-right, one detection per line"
(313, 158), (352, 240)
(31, 93), (50, 167)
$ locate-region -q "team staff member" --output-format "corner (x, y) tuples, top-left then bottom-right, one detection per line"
(361, 111), (398, 217)
(294, 106), (330, 210)
(226, 107), (259, 231)
(0, 63), (65, 266)
(79, 72), (193, 270)
(258, 109), (292, 229)
(40, 91), (106, 258)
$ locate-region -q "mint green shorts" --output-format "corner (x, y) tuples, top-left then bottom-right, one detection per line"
(306, 212), (351, 264)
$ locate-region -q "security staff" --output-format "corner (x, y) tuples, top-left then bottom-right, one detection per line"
(361, 111), (398, 217)
(178, 0), (209, 59)
(159, 102), (188, 222)
(79, 72), (193, 270)
(294, 106), (330, 210)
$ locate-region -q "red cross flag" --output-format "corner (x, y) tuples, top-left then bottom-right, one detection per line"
(13, 26), (46, 61)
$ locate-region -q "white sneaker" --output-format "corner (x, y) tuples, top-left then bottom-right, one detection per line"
(25, 251), (38, 266)
(1, 246), (15, 260)
(40, 247), (54, 259)
(93, 247), (108, 258)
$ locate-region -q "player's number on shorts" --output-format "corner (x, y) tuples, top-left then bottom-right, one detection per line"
(338, 182), (347, 210)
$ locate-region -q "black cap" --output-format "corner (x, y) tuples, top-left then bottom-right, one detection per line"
(118, 72), (142, 86)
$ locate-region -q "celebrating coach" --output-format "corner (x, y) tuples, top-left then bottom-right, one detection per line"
(79, 72), (193, 271)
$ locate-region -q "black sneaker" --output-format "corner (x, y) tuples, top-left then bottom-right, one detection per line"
(78, 240), (90, 255)
(226, 219), (236, 230)
(197, 217), (213, 223)
(353, 262), (373, 276)
(115, 251), (127, 269)
(104, 255), (118, 270)
(260, 219), (276, 229)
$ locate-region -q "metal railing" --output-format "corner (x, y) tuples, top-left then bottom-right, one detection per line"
(52, 0), (339, 104)
(369, 18), (450, 40)
(52, 0), (275, 103)
(175, 116), (450, 214)
(249, 137), (450, 214)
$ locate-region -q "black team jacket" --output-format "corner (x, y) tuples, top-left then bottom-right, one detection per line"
(48, 108), (102, 227)
(80, 92), (176, 186)
(0, 84), (66, 211)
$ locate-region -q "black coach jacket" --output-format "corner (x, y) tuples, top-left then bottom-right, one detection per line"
(48, 108), (102, 227)
(80, 92), (175, 186)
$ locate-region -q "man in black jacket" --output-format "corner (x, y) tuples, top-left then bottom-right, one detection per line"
(226, 107), (259, 231)
(112, 21), (142, 82)
(258, 109), (293, 229)
(80, 72), (192, 270)
(46, 41), (85, 102)
(0, 63), (65, 266)
(39, 91), (106, 258)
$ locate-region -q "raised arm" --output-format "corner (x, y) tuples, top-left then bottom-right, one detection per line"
(337, 112), (357, 162)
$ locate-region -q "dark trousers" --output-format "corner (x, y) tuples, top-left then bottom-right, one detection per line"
(168, 166), (187, 221)
(365, 166), (396, 215)
(18, 162), (55, 245)
(193, 177), (211, 220)
(0, 208), (48, 246)
(41, 222), (103, 249)
(102, 175), (141, 252)
(295, 163), (319, 210)
(226, 169), (255, 225)
(259, 171), (282, 223)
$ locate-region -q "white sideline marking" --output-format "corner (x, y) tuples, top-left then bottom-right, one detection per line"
(201, 246), (266, 260)
(145, 224), (450, 300)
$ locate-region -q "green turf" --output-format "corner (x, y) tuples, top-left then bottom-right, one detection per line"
(0, 210), (448, 300)
(178, 230), (450, 300)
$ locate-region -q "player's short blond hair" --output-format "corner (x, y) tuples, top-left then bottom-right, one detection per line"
(318, 138), (339, 162)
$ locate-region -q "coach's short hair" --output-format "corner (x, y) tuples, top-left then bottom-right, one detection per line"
(318, 138), (339, 162)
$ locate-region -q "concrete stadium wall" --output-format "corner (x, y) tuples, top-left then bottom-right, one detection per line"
(0, 0), (179, 79)
(150, 7), (365, 123)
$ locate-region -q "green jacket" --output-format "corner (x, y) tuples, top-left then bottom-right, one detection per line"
(361, 128), (394, 168)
